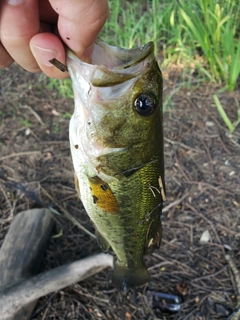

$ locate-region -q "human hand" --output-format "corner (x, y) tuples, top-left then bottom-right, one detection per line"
(0, 0), (109, 78)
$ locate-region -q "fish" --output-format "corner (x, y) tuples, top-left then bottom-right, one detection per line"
(67, 40), (165, 290)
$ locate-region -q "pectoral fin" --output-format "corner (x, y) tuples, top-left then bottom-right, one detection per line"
(88, 176), (119, 214)
(145, 217), (162, 254)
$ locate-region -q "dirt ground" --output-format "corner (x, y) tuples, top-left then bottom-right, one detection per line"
(0, 63), (240, 320)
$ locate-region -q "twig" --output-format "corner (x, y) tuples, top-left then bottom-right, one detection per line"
(225, 254), (240, 320)
(162, 191), (190, 213)
(0, 151), (41, 161)
(0, 208), (55, 320)
(186, 204), (225, 255)
(21, 105), (45, 126)
(175, 157), (192, 181)
(200, 138), (213, 176)
(164, 137), (205, 153)
(191, 265), (228, 282)
(148, 260), (178, 271)
(158, 176), (166, 201)
(40, 185), (96, 239)
(216, 223), (239, 236)
(152, 253), (198, 275)
(0, 183), (14, 222)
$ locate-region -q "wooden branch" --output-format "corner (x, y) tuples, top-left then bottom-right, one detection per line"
(0, 208), (55, 320)
(0, 253), (113, 320)
(0, 208), (113, 320)
(225, 254), (240, 320)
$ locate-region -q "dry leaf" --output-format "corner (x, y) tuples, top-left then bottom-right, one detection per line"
(200, 230), (211, 243)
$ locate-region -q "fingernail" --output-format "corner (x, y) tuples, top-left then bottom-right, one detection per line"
(31, 46), (57, 67)
(5, 0), (26, 5)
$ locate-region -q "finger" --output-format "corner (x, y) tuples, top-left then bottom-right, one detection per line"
(0, 42), (13, 68)
(0, 0), (41, 72)
(30, 32), (69, 79)
(39, 0), (58, 24)
(49, 0), (109, 60)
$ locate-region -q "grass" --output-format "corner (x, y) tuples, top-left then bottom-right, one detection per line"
(101, 0), (240, 91)
(53, 122), (60, 134)
(46, 78), (73, 99)
(48, 0), (240, 131)
(0, 110), (4, 125)
(213, 94), (240, 132)
(21, 119), (32, 128)
(177, 0), (240, 91)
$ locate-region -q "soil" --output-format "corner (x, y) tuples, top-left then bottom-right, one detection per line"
(0, 63), (240, 320)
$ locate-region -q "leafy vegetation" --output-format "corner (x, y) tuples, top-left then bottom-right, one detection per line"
(48, 0), (240, 131)
(101, 0), (240, 91)
(213, 94), (240, 132)
(46, 78), (73, 99)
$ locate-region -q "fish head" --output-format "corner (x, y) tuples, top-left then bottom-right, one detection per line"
(67, 41), (163, 181)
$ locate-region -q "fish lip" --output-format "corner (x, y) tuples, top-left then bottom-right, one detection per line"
(93, 39), (154, 69)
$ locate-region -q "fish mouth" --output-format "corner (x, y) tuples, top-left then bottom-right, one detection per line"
(67, 40), (154, 87)
(68, 39), (154, 69)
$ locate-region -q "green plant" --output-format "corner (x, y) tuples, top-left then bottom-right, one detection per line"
(101, 0), (148, 48)
(177, 0), (240, 90)
(61, 112), (72, 119)
(46, 78), (74, 99)
(213, 94), (240, 132)
(0, 110), (4, 125)
(53, 122), (60, 134)
(21, 119), (32, 127)
(11, 106), (17, 118)
(46, 0), (240, 131)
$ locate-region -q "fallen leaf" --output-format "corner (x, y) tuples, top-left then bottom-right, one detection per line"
(200, 230), (211, 243)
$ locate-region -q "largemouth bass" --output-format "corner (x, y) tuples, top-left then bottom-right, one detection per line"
(67, 40), (164, 290)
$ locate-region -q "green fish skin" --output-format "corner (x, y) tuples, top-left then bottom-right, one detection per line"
(67, 40), (164, 291)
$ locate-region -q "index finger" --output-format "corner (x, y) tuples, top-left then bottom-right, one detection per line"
(0, 0), (40, 71)
(49, 0), (109, 60)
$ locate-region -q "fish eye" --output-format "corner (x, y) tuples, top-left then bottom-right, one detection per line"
(134, 93), (157, 116)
